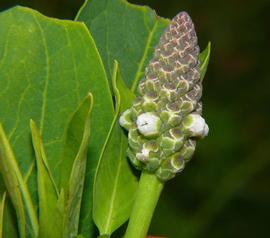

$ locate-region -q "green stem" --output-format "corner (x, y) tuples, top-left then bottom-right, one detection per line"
(124, 171), (164, 238)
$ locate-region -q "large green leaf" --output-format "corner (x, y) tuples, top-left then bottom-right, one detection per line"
(0, 6), (114, 235)
(76, 0), (211, 92)
(76, 0), (170, 90)
(93, 62), (138, 236)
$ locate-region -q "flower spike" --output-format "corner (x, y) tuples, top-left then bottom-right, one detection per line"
(120, 11), (209, 181)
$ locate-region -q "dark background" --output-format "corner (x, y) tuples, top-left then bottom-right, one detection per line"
(1, 0), (270, 237)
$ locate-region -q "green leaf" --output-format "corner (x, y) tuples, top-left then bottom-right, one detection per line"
(0, 6), (114, 235)
(0, 124), (33, 238)
(30, 120), (62, 238)
(57, 189), (65, 230)
(0, 192), (19, 238)
(200, 42), (211, 81)
(1, 197), (18, 238)
(63, 93), (93, 238)
(0, 192), (7, 238)
(76, 235), (86, 238)
(93, 62), (138, 235)
(76, 0), (210, 91)
(76, 0), (170, 91)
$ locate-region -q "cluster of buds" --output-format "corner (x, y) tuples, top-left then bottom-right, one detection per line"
(119, 12), (208, 181)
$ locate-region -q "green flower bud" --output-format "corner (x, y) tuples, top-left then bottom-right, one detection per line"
(180, 139), (196, 162)
(120, 11), (209, 181)
(156, 153), (185, 181)
(159, 128), (185, 156)
(119, 109), (133, 130)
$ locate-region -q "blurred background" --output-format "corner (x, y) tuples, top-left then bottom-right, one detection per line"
(1, 0), (270, 237)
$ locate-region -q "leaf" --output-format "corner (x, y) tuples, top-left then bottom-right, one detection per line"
(76, 0), (210, 92)
(63, 93), (93, 238)
(199, 42), (211, 81)
(1, 197), (18, 238)
(30, 120), (62, 238)
(93, 62), (138, 235)
(76, 0), (170, 90)
(57, 189), (65, 230)
(0, 192), (7, 238)
(0, 124), (31, 238)
(0, 177), (18, 237)
(0, 6), (114, 235)
(0, 124), (39, 237)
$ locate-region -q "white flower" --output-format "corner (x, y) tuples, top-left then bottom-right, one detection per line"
(182, 114), (209, 138)
(136, 112), (161, 138)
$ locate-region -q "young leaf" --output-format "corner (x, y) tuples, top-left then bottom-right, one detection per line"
(0, 192), (7, 238)
(30, 120), (62, 238)
(0, 124), (33, 238)
(57, 189), (66, 232)
(0, 7), (114, 235)
(76, 0), (170, 90)
(63, 93), (93, 238)
(200, 42), (211, 81)
(1, 197), (18, 238)
(93, 62), (138, 235)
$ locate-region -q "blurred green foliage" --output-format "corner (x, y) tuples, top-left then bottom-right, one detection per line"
(1, 0), (270, 237)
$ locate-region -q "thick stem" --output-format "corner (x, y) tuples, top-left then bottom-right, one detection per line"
(124, 171), (164, 238)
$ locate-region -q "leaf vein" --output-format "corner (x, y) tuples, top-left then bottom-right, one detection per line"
(0, 27), (12, 70)
(8, 84), (31, 139)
